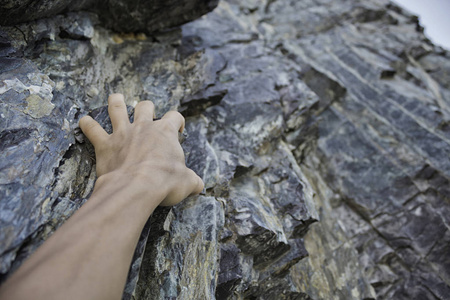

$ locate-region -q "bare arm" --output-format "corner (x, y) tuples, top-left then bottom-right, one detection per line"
(0, 94), (204, 300)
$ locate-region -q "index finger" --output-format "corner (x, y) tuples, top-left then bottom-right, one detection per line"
(79, 116), (109, 147)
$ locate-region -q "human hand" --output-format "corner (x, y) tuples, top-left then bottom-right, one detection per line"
(79, 93), (204, 206)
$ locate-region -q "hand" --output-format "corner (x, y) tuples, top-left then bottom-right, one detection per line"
(79, 93), (204, 206)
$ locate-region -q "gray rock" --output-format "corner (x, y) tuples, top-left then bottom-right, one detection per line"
(0, 0), (219, 34)
(1, 0), (450, 299)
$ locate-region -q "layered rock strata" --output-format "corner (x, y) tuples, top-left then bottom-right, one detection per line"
(0, 0), (449, 299)
(0, 0), (219, 33)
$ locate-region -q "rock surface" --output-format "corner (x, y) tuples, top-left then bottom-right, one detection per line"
(0, 0), (219, 34)
(1, 0), (449, 299)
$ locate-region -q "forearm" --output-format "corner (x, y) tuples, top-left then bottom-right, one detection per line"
(0, 171), (161, 300)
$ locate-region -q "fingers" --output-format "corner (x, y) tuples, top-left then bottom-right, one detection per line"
(161, 111), (185, 133)
(108, 93), (129, 132)
(79, 116), (108, 147)
(134, 101), (155, 122)
(187, 169), (205, 196)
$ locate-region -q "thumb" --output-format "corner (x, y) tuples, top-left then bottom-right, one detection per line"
(159, 169), (204, 206)
(188, 169), (204, 196)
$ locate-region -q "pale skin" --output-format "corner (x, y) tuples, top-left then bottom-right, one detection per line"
(0, 93), (204, 300)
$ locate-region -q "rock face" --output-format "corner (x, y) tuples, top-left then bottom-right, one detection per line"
(1, 0), (449, 299)
(0, 0), (219, 33)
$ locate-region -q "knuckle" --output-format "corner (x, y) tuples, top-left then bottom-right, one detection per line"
(155, 120), (173, 134)
(108, 95), (125, 107)
(133, 121), (148, 132)
(110, 102), (124, 109)
(112, 128), (127, 139)
(160, 162), (180, 176)
(161, 120), (175, 131)
(82, 120), (97, 132)
(85, 120), (97, 129)
(135, 101), (155, 121)
(170, 110), (184, 121)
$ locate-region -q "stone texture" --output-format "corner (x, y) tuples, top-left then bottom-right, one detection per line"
(0, 0), (219, 34)
(1, 0), (450, 299)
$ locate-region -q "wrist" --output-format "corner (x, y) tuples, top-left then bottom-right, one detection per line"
(92, 168), (167, 215)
